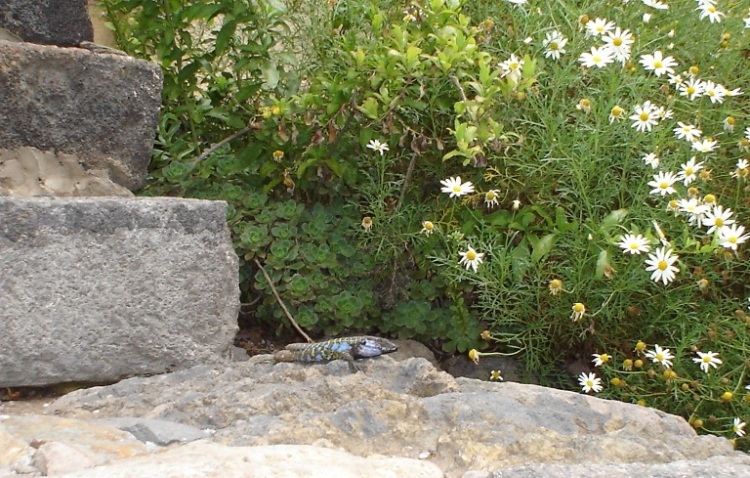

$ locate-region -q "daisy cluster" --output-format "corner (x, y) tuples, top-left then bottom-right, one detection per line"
(582, 340), (749, 438)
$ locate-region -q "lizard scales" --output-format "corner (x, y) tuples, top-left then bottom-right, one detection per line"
(273, 336), (398, 363)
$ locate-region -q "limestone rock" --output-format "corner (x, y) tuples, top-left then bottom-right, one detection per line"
(97, 417), (210, 446)
(43, 357), (745, 477)
(0, 0), (93, 47)
(0, 41), (162, 191)
(54, 443), (444, 478)
(32, 441), (97, 475)
(0, 147), (134, 197)
(0, 414), (151, 476)
(0, 197), (239, 387)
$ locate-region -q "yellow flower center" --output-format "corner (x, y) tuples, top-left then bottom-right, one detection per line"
(453, 186), (462, 193)
(423, 221), (434, 230)
(726, 117), (735, 125)
(640, 112), (649, 121)
(653, 60), (663, 69)
(690, 65), (700, 75)
(659, 181), (668, 189)
(703, 356), (711, 363)
(612, 106), (623, 116)
(729, 236), (737, 244)
(592, 55), (602, 63)
(658, 260), (668, 271)
(573, 303), (585, 313)
(686, 86), (696, 94)
(613, 38), (622, 46)
(656, 353), (664, 361)
(509, 62), (519, 70)
(685, 167), (694, 175)
(715, 218), (724, 227)
(466, 250), (477, 261)
(707, 6), (716, 13)
(550, 42), (559, 50)
(704, 194), (716, 203)
(629, 243), (639, 250)
(486, 192), (496, 200)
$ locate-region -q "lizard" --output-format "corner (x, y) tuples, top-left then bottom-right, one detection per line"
(272, 336), (398, 367)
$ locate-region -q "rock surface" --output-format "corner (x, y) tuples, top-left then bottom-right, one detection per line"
(0, 0), (93, 47)
(0, 197), (239, 387)
(0, 147), (134, 197)
(0, 40), (162, 190)
(0, 355), (744, 477)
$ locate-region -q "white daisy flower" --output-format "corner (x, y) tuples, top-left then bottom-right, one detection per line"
(642, 0), (669, 9)
(618, 234), (651, 255)
(578, 372), (603, 393)
(499, 54), (524, 83)
(630, 102), (660, 132)
(601, 27), (634, 63)
(571, 302), (586, 321)
(702, 205), (735, 234)
(578, 46), (615, 68)
(484, 190), (500, 209)
(421, 221), (436, 236)
(639, 51), (677, 77)
(697, 3), (724, 23)
(440, 176), (475, 198)
(592, 353), (610, 367)
(644, 246), (679, 285)
(585, 18), (615, 37)
(644, 344), (674, 368)
(642, 152), (660, 169)
(703, 81), (727, 104)
(733, 418), (746, 438)
(543, 30), (568, 60)
(678, 78), (705, 100)
(718, 224), (750, 250)
(366, 139), (389, 155)
(692, 351), (722, 373)
(459, 246), (485, 272)
(673, 122), (702, 142)
(677, 157), (704, 186)
(648, 171), (679, 196)
(691, 138), (718, 153)
(678, 198), (709, 225)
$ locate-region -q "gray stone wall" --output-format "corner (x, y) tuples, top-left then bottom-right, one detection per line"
(0, 197), (240, 387)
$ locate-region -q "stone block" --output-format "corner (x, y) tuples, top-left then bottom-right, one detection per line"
(0, 0), (93, 46)
(0, 41), (162, 191)
(0, 147), (135, 197)
(0, 197), (240, 387)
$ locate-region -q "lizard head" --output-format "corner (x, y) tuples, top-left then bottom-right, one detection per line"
(355, 337), (398, 358)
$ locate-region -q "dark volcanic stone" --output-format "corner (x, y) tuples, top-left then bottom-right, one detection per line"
(0, 0), (93, 46)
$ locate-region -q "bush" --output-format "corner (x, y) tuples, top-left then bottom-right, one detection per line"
(103, 0), (750, 444)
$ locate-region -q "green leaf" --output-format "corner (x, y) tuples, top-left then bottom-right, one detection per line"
(600, 209), (629, 233)
(215, 18), (237, 54)
(595, 249), (611, 279)
(510, 242), (530, 283)
(487, 209), (511, 227)
(555, 207), (577, 233)
(182, 3), (224, 21)
(259, 60), (279, 89)
(358, 97), (380, 120)
(531, 234), (555, 264)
